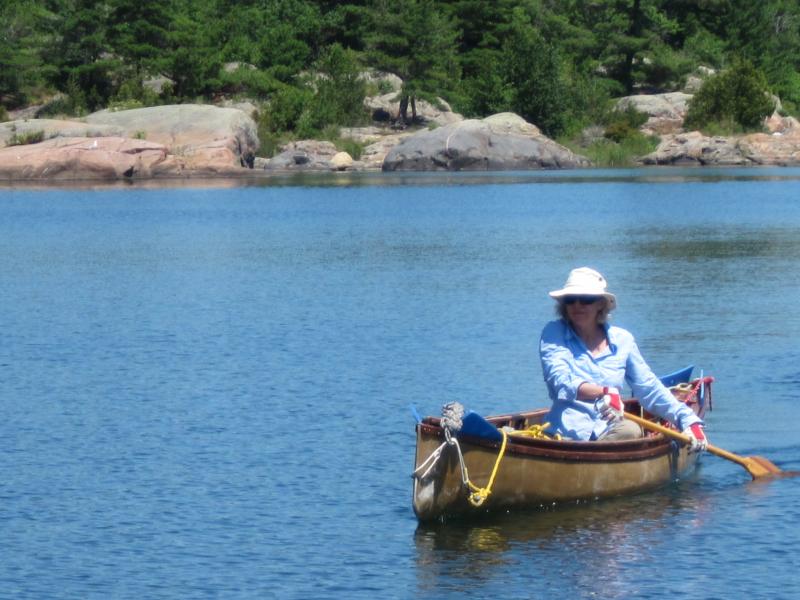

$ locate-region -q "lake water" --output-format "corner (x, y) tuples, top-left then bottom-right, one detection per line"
(2, 168), (800, 598)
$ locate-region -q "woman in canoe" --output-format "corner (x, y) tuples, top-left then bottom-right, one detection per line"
(540, 266), (708, 449)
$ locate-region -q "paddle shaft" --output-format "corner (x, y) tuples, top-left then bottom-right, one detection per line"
(624, 412), (747, 467)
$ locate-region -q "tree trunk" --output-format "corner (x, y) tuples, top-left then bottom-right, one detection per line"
(398, 95), (409, 125)
(624, 0), (643, 95)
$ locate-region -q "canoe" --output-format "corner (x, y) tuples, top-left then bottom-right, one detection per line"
(412, 372), (713, 522)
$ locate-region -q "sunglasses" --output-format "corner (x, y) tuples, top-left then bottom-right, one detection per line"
(563, 295), (603, 305)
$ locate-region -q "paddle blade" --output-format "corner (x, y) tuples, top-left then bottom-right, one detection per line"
(745, 456), (800, 480)
(743, 456), (783, 479)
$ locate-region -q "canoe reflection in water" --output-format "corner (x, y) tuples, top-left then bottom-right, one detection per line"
(413, 484), (714, 596)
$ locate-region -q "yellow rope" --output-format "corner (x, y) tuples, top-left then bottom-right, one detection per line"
(466, 430), (508, 507)
(507, 422), (561, 440)
(464, 423), (560, 507)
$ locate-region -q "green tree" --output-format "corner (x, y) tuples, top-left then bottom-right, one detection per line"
(366, 0), (460, 124)
(722, 0), (800, 111)
(313, 43), (367, 127)
(0, 0), (54, 108)
(684, 59), (775, 132)
(166, 2), (223, 99)
(108, 0), (171, 78)
(49, 0), (117, 112)
(293, 43), (367, 137)
(573, 0), (682, 94)
(216, 0), (321, 83)
(457, 48), (509, 117)
(501, 9), (572, 137)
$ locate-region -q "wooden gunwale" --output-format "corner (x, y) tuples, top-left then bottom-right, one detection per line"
(418, 417), (677, 464)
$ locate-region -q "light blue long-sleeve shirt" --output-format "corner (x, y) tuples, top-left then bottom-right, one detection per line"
(539, 318), (702, 440)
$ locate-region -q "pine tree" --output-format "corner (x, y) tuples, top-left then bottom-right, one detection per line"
(501, 8), (571, 137)
(366, 0), (460, 124)
(50, 0), (117, 111)
(0, 0), (54, 108)
(108, 0), (171, 78)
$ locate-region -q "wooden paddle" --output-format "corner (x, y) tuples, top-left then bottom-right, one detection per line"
(624, 412), (785, 480)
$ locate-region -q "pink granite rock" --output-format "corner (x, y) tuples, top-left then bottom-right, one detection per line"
(0, 137), (173, 180)
(739, 130), (800, 165)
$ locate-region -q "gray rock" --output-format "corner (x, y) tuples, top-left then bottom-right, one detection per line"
(262, 140), (339, 171)
(639, 132), (750, 166)
(360, 132), (414, 170)
(616, 92), (693, 135)
(1, 119), (124, 147)
(683, 66), (715, 93)
(143, 75), (174, 95)
(482, 112), (541, 136)
(362, 70), (403, 94)
(383, 115), (590, 171)
(364, 93), (463, 127)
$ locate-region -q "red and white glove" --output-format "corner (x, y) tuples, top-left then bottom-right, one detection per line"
(682, 423), (708, 453)
(596, 387), (623, 422)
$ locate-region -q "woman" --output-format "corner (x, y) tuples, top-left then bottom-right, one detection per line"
(539, 267), (708, 449)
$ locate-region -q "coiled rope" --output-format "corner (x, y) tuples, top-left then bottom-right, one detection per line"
(412, 402), (510, 507)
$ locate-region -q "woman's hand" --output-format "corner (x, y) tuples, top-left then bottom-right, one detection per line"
(596, 387), (623, 422)
(682, 423), (708, 452)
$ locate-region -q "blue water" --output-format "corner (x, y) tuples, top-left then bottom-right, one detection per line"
(2, 168), (800, 598)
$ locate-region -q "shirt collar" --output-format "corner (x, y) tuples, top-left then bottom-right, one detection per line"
(564, 320), (618, 354)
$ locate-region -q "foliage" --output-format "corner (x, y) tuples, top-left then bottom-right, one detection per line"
(258, 42), (367, 141)
(365, 0), (460, 123)
(501, 9), (574, 138)
(299, 43), (368, 135)
(566, 0), (681, 94)
(456, 48), (509, 118)
(48, 0), (117, 111)
(8, 129), (46, 146)
(684, 59), (775, 133)
(109, 77), (162, 110)
(602, 105), (649, 143)
(0, 0), (57, 108)
(219, 67), (277, 99)
(108, 0), (171, 77)
(334, 138), (365, 161)
(164, 10), (223, 99)
(574, 135), (659, 168)
(3, 0), (800, 142)
(260, 84), (313, 134)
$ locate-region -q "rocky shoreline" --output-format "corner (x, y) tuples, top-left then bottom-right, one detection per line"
(2, 92), (800, 182)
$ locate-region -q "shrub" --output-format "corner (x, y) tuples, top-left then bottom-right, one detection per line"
(109, 77), (162, 111)
(219, 67), (276, 99)
(639, 46), (694, 92)
(8, 129), (45, 146)
(581, 135), (659, 168)
(261, 84), (313, 133)
(0, 105), (7, 122)
(684, 59), (775, 133)
(37, 96), (76, 118)
(602, 105), (649, 143)
(334, 138), (365, 161)
(603, 121), (638, 143)
(38, 75), (89, 118)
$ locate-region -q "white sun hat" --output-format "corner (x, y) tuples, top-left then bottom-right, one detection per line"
(548, 267), (617, 310)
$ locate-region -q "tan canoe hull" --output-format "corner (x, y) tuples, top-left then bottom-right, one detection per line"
(413, 413), (700, 522)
